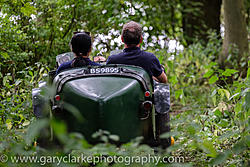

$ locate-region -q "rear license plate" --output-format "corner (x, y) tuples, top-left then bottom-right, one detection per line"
(88, 67), (121, 74)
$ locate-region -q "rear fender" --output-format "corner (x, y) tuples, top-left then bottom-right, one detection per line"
(32, 81), (51, 118)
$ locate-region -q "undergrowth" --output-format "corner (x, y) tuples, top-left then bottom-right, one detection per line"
(0, 35), (249, 166)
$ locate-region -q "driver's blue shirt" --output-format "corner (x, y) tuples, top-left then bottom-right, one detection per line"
(106, 47), (162, 77)
(56, 58), (100, 74)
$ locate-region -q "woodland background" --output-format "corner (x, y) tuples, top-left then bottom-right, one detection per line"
(0, 0), (249, 166)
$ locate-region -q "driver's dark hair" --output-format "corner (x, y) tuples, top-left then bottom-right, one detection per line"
(122, 21), (142, 46)
(70, 32), (92, 67)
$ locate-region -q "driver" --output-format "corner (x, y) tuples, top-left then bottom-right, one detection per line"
(56, 32), (100, 74)
(106, 21), (167, 83)
(107, 21), (171, 148)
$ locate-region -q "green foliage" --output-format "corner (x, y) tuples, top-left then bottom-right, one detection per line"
(0, 1), (249, 166)
(0, 35), (249, 166)
(153, 34), (248, 166)
(0, 63), (48, 131)
(0, 0), (184, 74)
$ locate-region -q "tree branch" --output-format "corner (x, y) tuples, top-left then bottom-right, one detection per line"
(62, 6), (76, 39)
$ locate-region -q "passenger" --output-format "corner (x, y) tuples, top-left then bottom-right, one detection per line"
(106, 21), (167, 83)
(56, 32), (100, 74)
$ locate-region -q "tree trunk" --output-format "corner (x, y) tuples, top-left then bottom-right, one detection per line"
(220, 0), (249, 76)
(182, 0), (222, 45)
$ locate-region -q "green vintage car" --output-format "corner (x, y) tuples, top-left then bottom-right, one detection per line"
(32, 52), (173, 148)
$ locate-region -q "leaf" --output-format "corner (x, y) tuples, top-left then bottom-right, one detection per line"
(213, 109), (223, 117)
(222, 69), (238, 77)
(51, 119), (68, 144)
(22, 120), (30, 126)
(175, 89), (183, 99)
(39, 67), (45, 74)
(160, 131), (178, 139)
(217, 119), (229, 128)
(211, 89), (217, 96)
(6, 119), (12, 130)
(63, 102), (85, 122)
(247, 61), (250, 80)
(100, 135), (108, 143)
(219, 130), (237, 140)
(28, 71), (33, 76)
(209, 75), (218, 84)
(3, 76), (8, 86)
(15, 79), (22, 86)
(25, 119), (49, 145)
(224, 89), (230, 100)
(210, 151), (230, 165)
(219, 89), (230, 100)
(244, 92), (250, 110)
(170, 75), (178, 85)
(206, 62), (217, 69)
(212, 96), (216, 106)
(0, 52), (10, 59)
(232, 139), (247, 154)
(109, 135), (119, 141)
(187, 125), (196, 135)
(20, 3), (37, 17)
(203, 70), (214, 78)
(51, 119), (67, 135)
(229, 92), (240, 101)
(202, 140), (217, 158)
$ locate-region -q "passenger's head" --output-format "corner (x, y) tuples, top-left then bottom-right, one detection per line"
(122, 21), (142, 47)
(70, 32), (92, 57)
(70, 32), (92, 67)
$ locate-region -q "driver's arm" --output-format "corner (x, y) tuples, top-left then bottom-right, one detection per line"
(154, 72), (167, 83)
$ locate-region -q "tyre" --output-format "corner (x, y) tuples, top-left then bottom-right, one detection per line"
(155, 112), (171, 149)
